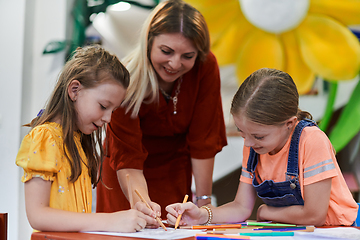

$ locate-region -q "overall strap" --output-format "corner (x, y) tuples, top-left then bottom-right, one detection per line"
(286, 119), (317, 179)
(247, 147), (258, 174)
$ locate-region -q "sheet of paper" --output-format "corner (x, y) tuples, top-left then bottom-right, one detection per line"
(84, 228), (203, 239)
(85, 226), (360, 240)
(293, 227), (360, 240)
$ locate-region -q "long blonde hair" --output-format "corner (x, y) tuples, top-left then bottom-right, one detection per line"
(28, 45), (129, 187)
(231, 68), (312, 125)
(123, 0), (210, 117)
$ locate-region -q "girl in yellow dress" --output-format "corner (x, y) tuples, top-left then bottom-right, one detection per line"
(16, 45), (158, 232)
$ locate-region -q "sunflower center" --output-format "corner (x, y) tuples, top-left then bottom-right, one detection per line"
(239, 0), (310, 33)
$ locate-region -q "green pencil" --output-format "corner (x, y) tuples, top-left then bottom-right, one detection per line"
(240, 232), (295, 236)
(246, 222), (296, 227)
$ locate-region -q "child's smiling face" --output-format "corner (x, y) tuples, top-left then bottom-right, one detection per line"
(70, 76), (126, 135)
(233, 114), (296, 155)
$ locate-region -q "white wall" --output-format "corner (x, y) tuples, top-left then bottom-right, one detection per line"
(0, 1), (68, 239)
(0, 1), (26, 240)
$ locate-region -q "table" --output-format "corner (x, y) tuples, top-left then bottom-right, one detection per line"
(31, 227), (360, 240)
(31, 231), (195, 240)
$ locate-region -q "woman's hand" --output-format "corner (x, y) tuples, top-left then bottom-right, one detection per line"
(166, 202), (208, 226)
(134, 201), (161, 228)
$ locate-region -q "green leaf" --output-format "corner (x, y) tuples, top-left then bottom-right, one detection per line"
(318, 81), (337, 132)
(329, 79), (360, 152)
(42, 41), (69, 54)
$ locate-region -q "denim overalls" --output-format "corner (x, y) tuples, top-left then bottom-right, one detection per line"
(245, 119), (316, 207)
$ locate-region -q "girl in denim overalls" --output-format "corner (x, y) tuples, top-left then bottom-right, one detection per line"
(166, 68), (358, 226)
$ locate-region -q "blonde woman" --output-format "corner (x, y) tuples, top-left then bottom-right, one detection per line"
(96, 0), (227, 223)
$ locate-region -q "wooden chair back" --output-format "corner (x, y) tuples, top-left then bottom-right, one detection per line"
(0, 213), (7, 240)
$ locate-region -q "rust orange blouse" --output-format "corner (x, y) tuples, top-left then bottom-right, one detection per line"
(96, 52), (227, 218)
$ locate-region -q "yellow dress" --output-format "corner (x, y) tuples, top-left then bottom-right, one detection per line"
(16, 122), (92, 213)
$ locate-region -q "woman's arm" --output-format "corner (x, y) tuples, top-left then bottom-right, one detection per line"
(191, 157), (214, 206)
(257, 178), (331, 226)
(25, 177), (156, 232)
(116, 168), (161, 219)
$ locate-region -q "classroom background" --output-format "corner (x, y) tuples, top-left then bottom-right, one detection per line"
(1, 1), (360, 240)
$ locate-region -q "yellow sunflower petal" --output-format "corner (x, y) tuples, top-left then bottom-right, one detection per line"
(296, 14), (360, 81)
(212, 15), (253, 65)
(236, 29), (284, 85)
(281, 31), (316, 94)
(310, 0), (360, 25)
(185, 0), (234, 6)
(185, 0), (242, 44)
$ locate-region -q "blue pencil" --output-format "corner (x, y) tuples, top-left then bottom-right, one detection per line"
(240, 232), (295, 236)
(254, 227), (306, 231)
(196, 236), (249, 240)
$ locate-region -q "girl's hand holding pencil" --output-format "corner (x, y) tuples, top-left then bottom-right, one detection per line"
(166, 201), (210, 227)
(175, 195), (189, 229)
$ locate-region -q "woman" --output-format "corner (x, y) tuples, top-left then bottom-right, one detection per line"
(96, 0), (227, 220)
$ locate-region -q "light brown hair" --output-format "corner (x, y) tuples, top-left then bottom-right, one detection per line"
(28, 45), (129, 187)
(231, 68), (312, 125)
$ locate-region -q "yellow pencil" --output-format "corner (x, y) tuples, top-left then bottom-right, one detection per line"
(175, 194), (189, 230)
(134, 189), (167, 231)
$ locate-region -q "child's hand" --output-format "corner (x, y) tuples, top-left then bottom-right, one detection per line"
(165, 202), (203, 226)
(134, 201), (161, 228)
(106, 209), (149, 232)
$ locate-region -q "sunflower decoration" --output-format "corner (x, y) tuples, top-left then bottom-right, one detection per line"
(185, 0), (360, 95)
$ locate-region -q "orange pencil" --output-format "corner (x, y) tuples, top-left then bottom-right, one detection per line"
(181, 223), (242, 230)
(134, 189), (167, 231)
(174, 194), (189, 229)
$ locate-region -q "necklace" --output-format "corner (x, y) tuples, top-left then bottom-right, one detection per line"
(159, 77), (183, 114)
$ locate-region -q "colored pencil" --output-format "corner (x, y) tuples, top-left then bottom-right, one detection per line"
(196, 236), (248, 240)
(240, 232), (295, 236)
(245, 221), (296, 227)
(134, 189), (167, 231)
(259, 225), (306, 229)
(212, 225), (315, 234)
(210, 229), (273, 234)
(196, 233), (249, 240)
(255, 227), (306, 231)
(175, 194), (188, 230)
(181, 223), (243, 230)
